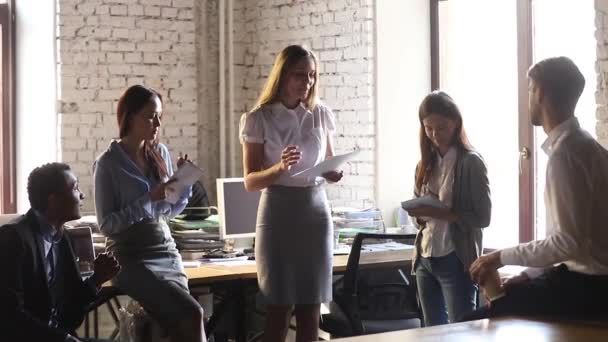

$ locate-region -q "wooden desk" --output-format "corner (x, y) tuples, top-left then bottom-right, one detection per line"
(185, 248), (414, 285)
(93, 248), (413, 340)
(330, 317), (608, 342)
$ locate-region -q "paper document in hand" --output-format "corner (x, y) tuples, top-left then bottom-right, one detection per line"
(401, 194), (447, 211)
(165, 162), (204, 204)
(291, 150), (360, 179)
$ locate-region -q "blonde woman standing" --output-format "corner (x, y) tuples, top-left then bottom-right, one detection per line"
(240, 45), (343, 342)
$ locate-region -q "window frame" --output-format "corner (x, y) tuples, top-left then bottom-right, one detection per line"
(0, 0), (16, 214)
(430, 0), (536, 244)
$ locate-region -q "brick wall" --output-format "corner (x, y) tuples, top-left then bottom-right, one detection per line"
(56, 0), (376, 211)
(596, 0), (608, 147)
(231, 0), (375, 208)
(57, 0), (200, 212)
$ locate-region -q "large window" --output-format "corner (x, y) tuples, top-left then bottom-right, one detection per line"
(532, 0), (596, 239)
(0, 0), (15, 214)
(435, 0), (596, 248)
(438, 0), (520, 248)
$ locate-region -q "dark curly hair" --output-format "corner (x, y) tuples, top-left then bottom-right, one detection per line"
(27, 163), (71, 212)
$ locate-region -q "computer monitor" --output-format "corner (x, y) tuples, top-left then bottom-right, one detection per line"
(216, 177), (261, 239)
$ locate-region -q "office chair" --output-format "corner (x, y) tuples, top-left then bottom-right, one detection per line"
(320, 233), (422, 338)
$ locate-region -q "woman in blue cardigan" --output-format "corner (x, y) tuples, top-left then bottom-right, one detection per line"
(93, 85), (206, 342)
(408, 91), (491, 326)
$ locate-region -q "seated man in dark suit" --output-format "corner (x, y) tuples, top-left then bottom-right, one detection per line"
(0, 163), (120, 342)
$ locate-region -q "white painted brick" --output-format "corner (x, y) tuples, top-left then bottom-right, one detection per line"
(137, 41), (172, 52)
(323, 37), (336, 49)
(178, 9), (194, 20)
(86, 16), (99, 26)
(299, 15), (311, 26)
(95, 5), (109, 15)
(113, 28), (130, 39)
(139, 19), (174, 30)
(62, 126), (78, 138)
(146, 0), (172, 6)
(172, 0), (194, 8)
(109, 77), (126, 89)
(161, 7), (178, 18)
(64, 138), (87, 150)
(180, 32), (195, 43)
(335, 10), (353, 23)
(160, 53), (178, 65)
(108, 64), (131, 75)
(336, 35), (353, 48)
(144, 6), (161, 17)
(182, 125), (197, 136)
(124, 52), (141, 63)
(60, 15), (85, 26)
(132, 65), (169, 76)
(129, 29), (146, 40)
(164, 127), (181, 137)
(106, 52), (123, 64)
(128, 4), (144, 16)
(320, 50), (342, 61)
(103, 15), (135, 28)
(110, 5), (127, 16)
(62, 151), (77, 163)
(61, 4), (78, 15)
(144, 52), (161, 64)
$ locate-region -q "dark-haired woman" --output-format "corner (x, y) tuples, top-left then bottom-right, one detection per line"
(408, 91), (491, 326)
(93, 85), (206, 342)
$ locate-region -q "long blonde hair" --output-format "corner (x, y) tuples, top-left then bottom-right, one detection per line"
(252, 45), (320, 111)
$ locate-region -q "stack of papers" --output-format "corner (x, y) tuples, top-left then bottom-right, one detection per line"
(401, 194), (447, 210)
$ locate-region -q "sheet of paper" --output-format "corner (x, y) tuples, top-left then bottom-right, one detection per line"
(182, 260), (202, 268)
(291, 150), (360, 179)
(401, 194), (447, 211)
(165, 162), (204, 204)
(200, 256), (253, 264)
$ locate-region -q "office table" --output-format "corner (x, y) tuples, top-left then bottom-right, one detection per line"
(86, 248), (414, 341)
(329, 317), (608, 342)
(185, 248), (414, 285)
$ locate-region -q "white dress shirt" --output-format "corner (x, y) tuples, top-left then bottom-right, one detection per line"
(239, 101), (336, 187)
(501, 117), (608, 276)
(420, 147), (457, 258)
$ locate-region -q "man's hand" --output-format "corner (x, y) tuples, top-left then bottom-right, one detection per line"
(469, 251), (503, 285)
(91, 252), (120, 288)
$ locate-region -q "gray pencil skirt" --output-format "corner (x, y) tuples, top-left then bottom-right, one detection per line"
(255, 184), (334, 305)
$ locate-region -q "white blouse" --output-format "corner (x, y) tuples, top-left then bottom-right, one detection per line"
(239, 101), (336, 187)
(419, 146), (457, 258)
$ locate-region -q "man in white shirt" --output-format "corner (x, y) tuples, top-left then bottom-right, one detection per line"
(468, 56), (608, 319)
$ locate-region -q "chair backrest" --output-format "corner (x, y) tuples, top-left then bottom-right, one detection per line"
(343, 233), (416, 294)
(65, 226), (95, 276)
(338, 233), (419, 334)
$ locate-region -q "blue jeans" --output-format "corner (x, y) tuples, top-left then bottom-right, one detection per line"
(415, 252), (477, 326)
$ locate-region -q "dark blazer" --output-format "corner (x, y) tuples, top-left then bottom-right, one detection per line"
(0, 209), (97, 342)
